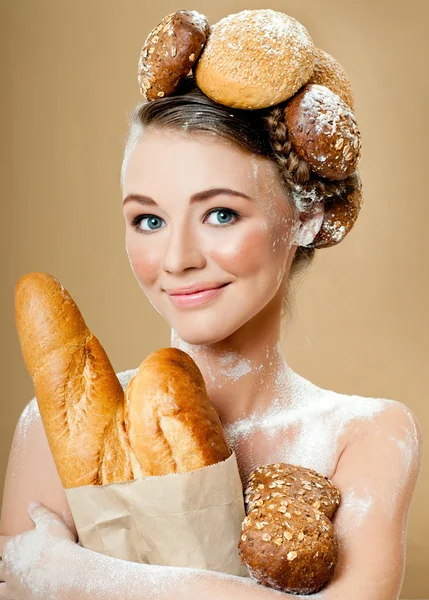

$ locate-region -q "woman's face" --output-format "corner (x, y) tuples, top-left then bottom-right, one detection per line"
(122, 128), (299, 344)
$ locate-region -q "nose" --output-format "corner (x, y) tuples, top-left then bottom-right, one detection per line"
(161, 221), (206, 274)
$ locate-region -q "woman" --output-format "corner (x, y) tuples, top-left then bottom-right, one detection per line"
(0, 31), (423, 600)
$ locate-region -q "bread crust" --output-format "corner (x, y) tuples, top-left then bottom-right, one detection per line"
(124, 347), (231, 476)
(308, 48), (355, 111)
(138, 10), (210, 101)
(239, 462), (341, 594)
(194, 9), (315, 109)
(285, 83), (361, 180)
(14, 272), (132, 489)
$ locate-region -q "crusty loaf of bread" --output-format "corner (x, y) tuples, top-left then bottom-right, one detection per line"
(239, 463), (341, 594)
(124, 347), (231, 476)
(14, 272), (231, 489)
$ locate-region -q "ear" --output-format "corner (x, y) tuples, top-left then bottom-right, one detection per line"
(293, 202), (324, 247)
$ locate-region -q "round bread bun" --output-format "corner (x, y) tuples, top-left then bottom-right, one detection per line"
(239, 494), (339, 594)
(138, 10), (210, 101)
(244, 463), (341, 520)
(285, 83), (362, 180)
(312, 170), (363, 248)
(194, 9), (316, 109)
(308, 48), (355, 111)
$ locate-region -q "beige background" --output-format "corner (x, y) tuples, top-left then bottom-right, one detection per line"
(1, 0), (428, 597)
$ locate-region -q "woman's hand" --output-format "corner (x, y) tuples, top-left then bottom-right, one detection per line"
(0, 501), (79, 600)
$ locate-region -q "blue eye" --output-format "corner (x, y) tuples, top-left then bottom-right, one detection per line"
(204, 208), (240, 226)
(131, 215), (165, 232)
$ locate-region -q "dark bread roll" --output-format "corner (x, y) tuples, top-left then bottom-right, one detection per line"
(285, 83), (361, 180)
(138, 10), (210, 101)
(312, 170), (363, 249)
(239, 463), (341, 594)
(245, 463), (341, 519)
(239, 495), (338, 594)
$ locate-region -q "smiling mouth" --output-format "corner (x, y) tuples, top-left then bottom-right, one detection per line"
(174, 283), (229, 295)
(166, 283), (231, 306)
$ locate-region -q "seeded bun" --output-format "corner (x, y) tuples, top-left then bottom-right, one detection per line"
(138, 10), (210, 101)
(194, 9), (316, 109)
(240, 495), (338, 594)
(308, 48), (355, 111)
(244, 463), (341, 519)
(238, 463), (341, 594)
(285, 83), (361, 181)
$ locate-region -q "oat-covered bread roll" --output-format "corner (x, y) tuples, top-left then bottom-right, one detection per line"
(285, 83), (361, 181)
(239, 463), (341, 594)
(138, 10), (210, 101)
(245, 463), (341, 519)
(14, 272), (231, 489)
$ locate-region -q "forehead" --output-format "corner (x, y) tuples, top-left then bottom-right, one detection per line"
(122, 128), (283, 199)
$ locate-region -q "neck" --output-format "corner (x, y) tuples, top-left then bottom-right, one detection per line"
(170, 297), (296, 426)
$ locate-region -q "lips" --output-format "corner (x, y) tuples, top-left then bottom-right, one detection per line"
(166, 283), (230, 307)
(166, 283), (229, 296)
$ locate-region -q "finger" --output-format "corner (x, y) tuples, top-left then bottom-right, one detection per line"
(28, 501), (62, 525)
(27, 502), (77, 542)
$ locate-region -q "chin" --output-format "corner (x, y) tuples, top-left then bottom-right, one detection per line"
(169, 321), (236, 346)
(167, 304), (256, 346)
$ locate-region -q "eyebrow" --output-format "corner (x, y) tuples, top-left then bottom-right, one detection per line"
(122, 188), (253, 207)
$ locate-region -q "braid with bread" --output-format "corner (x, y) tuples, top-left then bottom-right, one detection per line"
(264, 104), (363, 249)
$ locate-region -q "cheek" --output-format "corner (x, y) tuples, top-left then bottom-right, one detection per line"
(126, 234), (160, 286)
(211, 220), (288, 278)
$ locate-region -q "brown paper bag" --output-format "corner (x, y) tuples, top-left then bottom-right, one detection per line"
(65, 451), (250, 577)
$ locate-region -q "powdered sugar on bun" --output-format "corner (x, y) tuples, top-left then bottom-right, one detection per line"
(138, 10), (210, 101)
(286, 83), (361, 180)
(194, 9), (316, 109)
(312, 171), (363, 248)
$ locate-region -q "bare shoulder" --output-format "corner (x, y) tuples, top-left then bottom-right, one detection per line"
(338, 392), (423, 456)
(331, 392), (424, 494)
(310, 383), (423, 480)
(0, 368), (138, 538)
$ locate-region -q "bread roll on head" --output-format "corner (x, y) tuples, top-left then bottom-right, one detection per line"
(14, 272), (133, 489)
(285, 83), (361, 180)
(308, 48), (355, 112)
(124, 347), (231, 476)
(194, 9), (315, 109)
(138, 10), (210, 101)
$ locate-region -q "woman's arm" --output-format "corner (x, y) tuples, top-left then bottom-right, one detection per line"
(55, 400), (422, 600)
(1, 399), (422, 600)
(0, 398), (77, 538)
